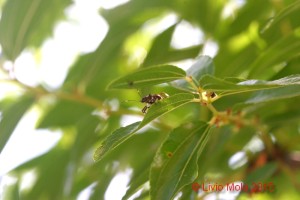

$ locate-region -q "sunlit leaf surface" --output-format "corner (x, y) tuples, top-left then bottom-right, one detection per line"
(107, 65), (186, 89)
(200, 74), (300, 96)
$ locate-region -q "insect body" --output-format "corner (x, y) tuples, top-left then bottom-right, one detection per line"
(141, 92), (169, 113)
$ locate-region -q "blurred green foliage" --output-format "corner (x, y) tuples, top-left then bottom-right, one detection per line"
(0, 0), (300, 199)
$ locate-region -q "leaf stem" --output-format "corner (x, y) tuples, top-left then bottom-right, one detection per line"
(0, 78), (141, 116)
(206, 103), (218, 115)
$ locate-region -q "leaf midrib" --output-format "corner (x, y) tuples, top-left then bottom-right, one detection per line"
(153, 124), (209, 198)
(13, 0), (41, 57)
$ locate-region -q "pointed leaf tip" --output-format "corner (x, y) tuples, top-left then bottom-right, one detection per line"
(93, 121), (141, 162)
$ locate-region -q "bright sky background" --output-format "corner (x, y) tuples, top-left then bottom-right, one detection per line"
(0, 0), (245, 199)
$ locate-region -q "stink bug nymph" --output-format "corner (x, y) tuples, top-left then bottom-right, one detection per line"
(141, 92), (169, 113)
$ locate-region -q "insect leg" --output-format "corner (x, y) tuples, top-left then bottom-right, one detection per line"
(142, 106), (147, 113)
(142, 103), (151, 113)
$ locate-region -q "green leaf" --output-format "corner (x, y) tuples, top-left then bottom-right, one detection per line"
(200, 74), (300, 96)
(142, 24), (202, 67)
(161, 45), (203, 64)
(220, 0), (271, 39)
(176, 0), (224, 34)
(122, 168), (149, 200)
(1, 178), (20, 200)
(172, 56), (215, 90)
(245, 84), (300, 104)
(37, 100), (94, 128)
(19, 148), (70, 199)
(187, 55), (215, 80)
(0, 0), (72, 60)
(264, 109), (300, 125)
(214, 44), (258, 77)
(150, 122), (211, 200)
(143, 24), (177, 67)
(248, 35), (300, 79)
(72, 115), (101, 160)
(63, 1), (173, 98)
(93, 121), (140, 162)
(138, 93), (195, 128)
(107, 65), (186, 89)
(244, 162), (278, 185)
(261, 1), (300, 43)
(0, 95), (34, 153)
(94, 93), (194, 162)
(178, 184), (197, 200)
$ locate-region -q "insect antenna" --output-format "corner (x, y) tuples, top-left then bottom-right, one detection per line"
(121, 89), (143, 104)
(121, 99), (140, 103)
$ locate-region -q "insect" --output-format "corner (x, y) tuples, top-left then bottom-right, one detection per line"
(209, 92), (216, 98)
(140, 92), (169, 113)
